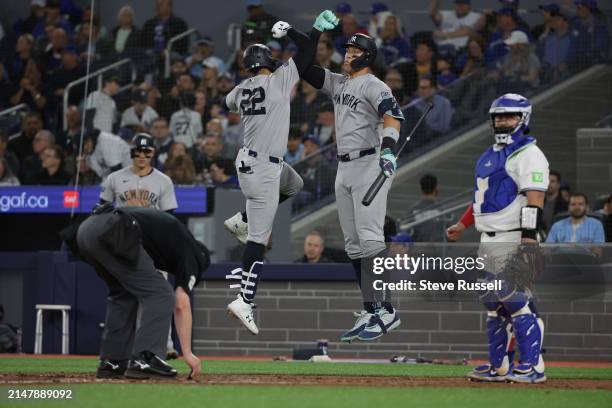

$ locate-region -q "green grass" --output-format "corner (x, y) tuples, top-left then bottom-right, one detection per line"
(1, 358), (611, 380)
(1, 358), (610, 408)
(0, 385), (611, 408)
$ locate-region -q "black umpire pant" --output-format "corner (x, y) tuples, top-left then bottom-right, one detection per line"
(76, 213), (175, 360)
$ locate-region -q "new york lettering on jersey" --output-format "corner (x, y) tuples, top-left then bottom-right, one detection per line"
(118, 189), (159, 207)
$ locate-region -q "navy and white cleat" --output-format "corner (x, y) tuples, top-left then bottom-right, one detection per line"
(357, 309), (401, 341)
(467, 364), (510, 382)
(224, 212), (248, 245)
(340, 310), (373, 342)
(506, 364), (546, 384)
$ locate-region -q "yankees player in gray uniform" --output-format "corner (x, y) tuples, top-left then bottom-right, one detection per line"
(222, 11), (340, 335)
(274, 22), (405, 340)
(100, 133), (179, 357)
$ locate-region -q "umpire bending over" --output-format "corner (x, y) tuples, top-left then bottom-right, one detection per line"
(76, 206), (209, 380)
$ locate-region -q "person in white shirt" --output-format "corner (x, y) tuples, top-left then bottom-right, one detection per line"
(84, 129), (132, 180)
(169, 92), (202, 149)
(85, 76), (120, 133)
(429, 0), (483, 50)
(121, 88), (159, 130)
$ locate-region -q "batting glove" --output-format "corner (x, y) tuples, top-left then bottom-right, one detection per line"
(271, 21), (292, 39)
(379, 148), (396, 178)
(313, 10), (339, 32)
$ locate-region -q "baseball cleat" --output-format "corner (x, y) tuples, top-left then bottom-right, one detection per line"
(357, 309), (401, 341)
(224, 212), (248, 245)
(506, 364), (547, 384)
(340, 310), (373, 342)
(227, 294), (259, 335)
(124, 351), (177, 379)
(96, 359), (127, 379)
(466, 364), (510, 382)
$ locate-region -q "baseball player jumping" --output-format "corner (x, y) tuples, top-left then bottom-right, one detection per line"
(222, 12), (341, 334)
(272, 17), (405, 341)
(447, 94), (549, 384)
(99, 133), (179, 359)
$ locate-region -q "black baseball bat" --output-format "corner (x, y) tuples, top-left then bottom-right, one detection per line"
(361, 103), (434, 206)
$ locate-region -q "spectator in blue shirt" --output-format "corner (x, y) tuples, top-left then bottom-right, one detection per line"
(379, 14), (412, 66)
(540, 10), (572, 81)
(484, 7), (531, 70)
(546, 193), (605, 243)
(568, 0), (610, 70)
(436, 45), (458, 88)
(284, 128), (304, 165)
(32, 0), (74, 39)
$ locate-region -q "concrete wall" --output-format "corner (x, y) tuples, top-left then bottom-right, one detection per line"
(192, 280), (612, 361)
(576, 128), (612, 203)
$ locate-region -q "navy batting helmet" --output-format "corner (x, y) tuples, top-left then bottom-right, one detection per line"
(344, 33), (377, 70)
(131, 133), (155, 158)
(243, 43), (277, 73)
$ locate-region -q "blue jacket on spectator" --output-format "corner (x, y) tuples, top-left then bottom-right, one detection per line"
(568, 15), (610, 67)
(414, 94), (454, 134)
(545, 216), (605, 243)
(542, 30), (571, 69)
(381, 37), (412, 66)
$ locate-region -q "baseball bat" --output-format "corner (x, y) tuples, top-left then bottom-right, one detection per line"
(361, 102), (434, 206)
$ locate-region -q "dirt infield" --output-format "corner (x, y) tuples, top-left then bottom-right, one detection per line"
(2, 373), (611, 390)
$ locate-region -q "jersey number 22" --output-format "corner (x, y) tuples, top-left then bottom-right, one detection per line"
(240, 87), (266, 116)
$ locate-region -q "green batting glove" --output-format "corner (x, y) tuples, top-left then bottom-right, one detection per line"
(379, 148), (397, 178)
(313, 10), (339, 32)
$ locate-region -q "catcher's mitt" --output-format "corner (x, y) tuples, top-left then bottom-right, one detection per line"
(502, 243), (545, 289)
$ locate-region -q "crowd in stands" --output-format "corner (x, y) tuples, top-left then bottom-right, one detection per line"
(0, 0), (610, 216)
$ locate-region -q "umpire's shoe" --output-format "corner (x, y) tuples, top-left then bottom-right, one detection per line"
(96, 359), (127, 379)
(124, 351), (177, 379)
(224, 212), (248, 245)
(227, 294), (259, 335)
(340, 310), (373, 342)
(357, 309), (401, 341)
(467, 364), (511, 382)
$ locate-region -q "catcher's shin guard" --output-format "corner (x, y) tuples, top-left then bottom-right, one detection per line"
(511, 305), (545, 372)
(486, 311), (513, 375)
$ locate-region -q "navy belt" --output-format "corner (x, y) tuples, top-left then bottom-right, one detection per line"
(484, 228), (522, 237)
(248, 149), (281, 164)
(337, 148), (376, 162)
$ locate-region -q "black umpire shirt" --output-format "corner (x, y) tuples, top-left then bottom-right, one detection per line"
(119, 207), (209, 293)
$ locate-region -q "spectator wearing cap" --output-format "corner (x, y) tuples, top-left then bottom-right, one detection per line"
(379, 14), (412, 67)
(436, 45), (458, 88)
(110, 5), (141, 55)
(484, 6), (532, 70)
(368, 2), (392, 40)
(187, 36), (225, 79)
(540, 9), (572, 81)
(243, 0), (278, 45)
(32, 0), (74, 39)
(329, 2), (352, 40)
(312, 101), (335, 145)
(569, 0), (610, 70)
(293, 134), (334, 210)
(84, 76), (120, 133)
(121, 89), (159, 130)
(429, 0), (483, 51)
(141, 0), (189, 55)
(498, 0), (531, 30)
(13, 0), (46, 36)
(284, 128), (304, 165)
(493, 30), (540, 92)
(533, 3), (561, 41)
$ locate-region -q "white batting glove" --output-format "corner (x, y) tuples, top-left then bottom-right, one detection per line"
(272, 21), (292, 39)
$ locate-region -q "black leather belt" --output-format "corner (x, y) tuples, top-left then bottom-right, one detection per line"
(484, 228), (522, 237)
(248, 149), (281, 164)
(337, 148), (376, 162)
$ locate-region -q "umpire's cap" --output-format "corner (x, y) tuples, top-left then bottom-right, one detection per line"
(344, 33), (377, 70)
(243, 43), (277, 73)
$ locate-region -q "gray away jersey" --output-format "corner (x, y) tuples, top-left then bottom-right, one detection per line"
(225, 59), (299, 158)
(100, 166), (178, 211)
(322, 70), (402, 155)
